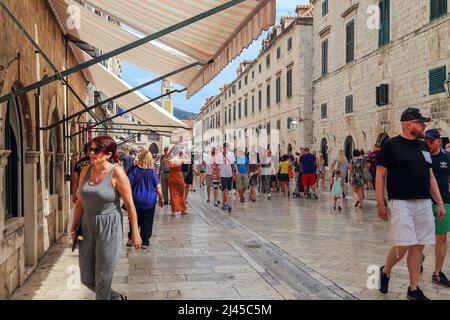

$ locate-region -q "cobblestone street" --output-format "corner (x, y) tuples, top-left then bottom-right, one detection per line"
(8, 185), (450, 300)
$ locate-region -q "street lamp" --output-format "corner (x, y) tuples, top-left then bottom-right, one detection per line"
(444, 73), (450, 98)
(288, 117), (303, 130)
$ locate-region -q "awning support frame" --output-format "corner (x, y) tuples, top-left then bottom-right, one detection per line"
(40, 63), (198, 131)
(68, 88), (187, 139)
(0, 0), (104, 125)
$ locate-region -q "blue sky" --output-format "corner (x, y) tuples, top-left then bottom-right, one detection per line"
(121, 0), (309, 114)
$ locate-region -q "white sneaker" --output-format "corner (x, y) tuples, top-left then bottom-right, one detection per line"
(268, 193), (271, 199)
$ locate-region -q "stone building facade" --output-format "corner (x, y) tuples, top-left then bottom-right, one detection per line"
(196, 5), (314, 156)
(0, 0), (90, 298)
(310, 0), (450, 162)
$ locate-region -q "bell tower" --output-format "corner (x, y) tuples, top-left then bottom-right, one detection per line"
(161, 79), (174, 114)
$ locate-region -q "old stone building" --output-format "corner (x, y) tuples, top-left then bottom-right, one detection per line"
(311, 0), (450, 162)
(196, 4), (314, 155)
(0, 0), (90, 298)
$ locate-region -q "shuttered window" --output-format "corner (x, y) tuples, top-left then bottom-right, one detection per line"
(287, 69), (293, 97)
(429, 66), (447, 95)
(252, 95), (255, 114)
(345, 95), (354, 114)
(322, 0), (329, 16)
(321, 103), (328, 119)
(346, 20), (354, 63)
(321, 39), (329, 76)
(379, 0), (390, 47)
(276, 76), (281, 103)
(431, 0), (448, 21)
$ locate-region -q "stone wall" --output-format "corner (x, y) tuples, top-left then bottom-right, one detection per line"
(311, 0), (450, 159)
(0, 0), (88, 298)
(200, 17), (314, 154)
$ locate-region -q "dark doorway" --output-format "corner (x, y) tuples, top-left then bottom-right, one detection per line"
(344, 136), (355, 161)
(377, 133), (390, 146)
(320, 138), (329, 166)
(5, 97), (23, 220)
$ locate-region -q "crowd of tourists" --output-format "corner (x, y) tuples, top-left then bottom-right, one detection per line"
(69, 106), (450, 300)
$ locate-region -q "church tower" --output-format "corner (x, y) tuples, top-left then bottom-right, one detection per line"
(161, 79), (174, 114)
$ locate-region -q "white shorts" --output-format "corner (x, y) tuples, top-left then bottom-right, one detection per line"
(388, 199), (435, 246)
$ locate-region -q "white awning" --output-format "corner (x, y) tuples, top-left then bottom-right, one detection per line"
(48, 0), (276, 98)
(71, 45), (188, 134)
(48, 0), (201, 88)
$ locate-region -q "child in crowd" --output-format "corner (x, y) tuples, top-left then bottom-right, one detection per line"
(330, 169), (343, 210)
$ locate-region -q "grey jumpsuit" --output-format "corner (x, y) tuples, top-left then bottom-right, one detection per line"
(79, 165), (123, 300)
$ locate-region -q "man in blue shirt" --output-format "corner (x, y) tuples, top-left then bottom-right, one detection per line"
(300, 147), (318, 199)
(120, 150), (135, 173)
(236, 149), (250, 202)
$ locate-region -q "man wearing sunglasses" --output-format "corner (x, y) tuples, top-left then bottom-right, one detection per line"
(376, 107), (445, 300)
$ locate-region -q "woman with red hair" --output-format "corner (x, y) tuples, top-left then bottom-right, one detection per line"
(71, 135), (142, 300)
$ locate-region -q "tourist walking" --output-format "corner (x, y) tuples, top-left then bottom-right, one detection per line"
(368, 144), (381, 190)
(236, 149), (250, 202)
(330, 169), (343, 210)
(278, 155), (291, 197)
(260, 148), (273, 199)
(377, 107), (445, 300)
(119, 149), (135, 173)
(71, 135), (142, 300)
(126, 151), (164, 249)
(165, 146), (190, 216)
(211, 148), (222, 207)
(218, 143), (235, 212)
(331, 150), (349, 198)
(181, 153), (195, 202)
(424, 129), (450, 287)
(248, 149), (260, 202)
(158, 147), (170, 205)
(349, 149), (366, 209)
(316, 153), (326, 188)
(300, 148), (318, 199)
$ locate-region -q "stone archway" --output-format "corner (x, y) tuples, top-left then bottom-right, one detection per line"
(376, 133), (390, 146)
(344, 136), (355, 161)
(44, 95), (65, 245)
(1, 64), (38, 268)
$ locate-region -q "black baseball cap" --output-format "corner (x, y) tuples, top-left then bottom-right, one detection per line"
(424, 129), (441, 140)
(400, 107), (431, 122)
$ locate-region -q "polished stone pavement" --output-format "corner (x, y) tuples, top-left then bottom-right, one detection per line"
(9, 183), (450, 300)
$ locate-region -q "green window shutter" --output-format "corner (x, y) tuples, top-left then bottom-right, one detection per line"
(431, 0), (448, 20)
(379, 0), (390, 47)
(345, 95), (353, 113)
(346, 20), (355, 63)
(322, 40), (328, 75)
(429, 66), (447, 95)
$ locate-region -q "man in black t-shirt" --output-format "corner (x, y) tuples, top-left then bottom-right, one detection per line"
(72, 143), (91, 203)
(424, 129), (450, 287)
(376, 107), (445, 300)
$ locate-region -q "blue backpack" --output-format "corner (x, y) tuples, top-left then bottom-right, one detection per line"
(130, 167), (157, 209)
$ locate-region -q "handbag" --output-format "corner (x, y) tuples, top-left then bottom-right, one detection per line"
(288, 165), (294, 179)
(71, 223), (83, 252)
(121, 169), (147, 211)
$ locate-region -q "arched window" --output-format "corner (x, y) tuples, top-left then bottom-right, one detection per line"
(344, 136), (355, 161)
(5, 97), (23, 220)
(377, 133), (389, 146)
